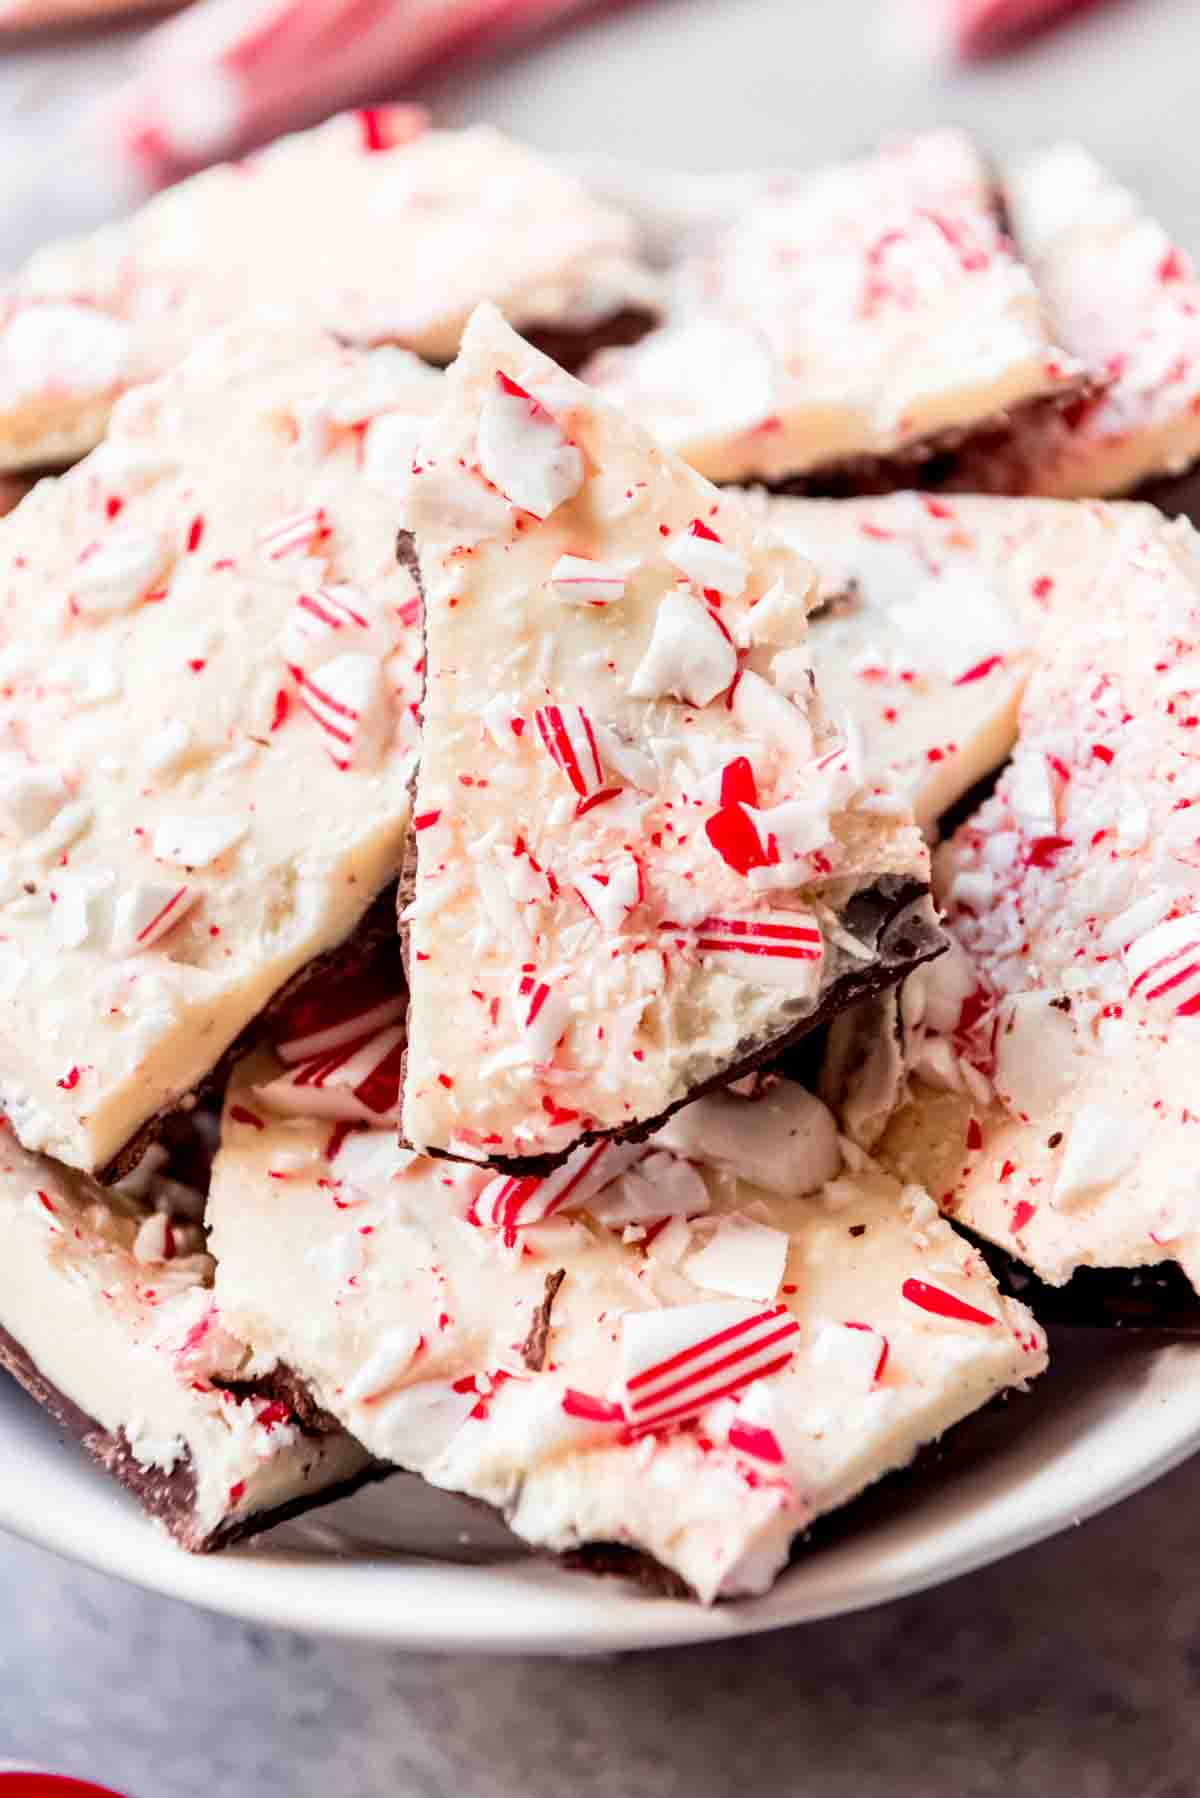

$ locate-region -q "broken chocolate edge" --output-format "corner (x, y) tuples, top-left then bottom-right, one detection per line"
(98, 881), (405, 1185)
(0, 1321), (388, 1551)
(521, 1268), (566, 1372)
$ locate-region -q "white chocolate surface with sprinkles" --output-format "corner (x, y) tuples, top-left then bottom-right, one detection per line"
(0, 111), (648, 472)
(402, 305), (928, 1164)
(0, 1118), (367, 1545)
(584, 129), (1081, 485)
(211, 1059), (1044, 1602)
(0, 322), (435, 1172)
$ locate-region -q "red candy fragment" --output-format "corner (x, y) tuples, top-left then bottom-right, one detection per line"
(902, 1278), (996, 1327)
(727, 1420), (785, 1465)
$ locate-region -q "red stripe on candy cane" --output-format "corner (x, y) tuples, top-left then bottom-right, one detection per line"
(534, 703), (605, 799)
(1126, 913), (1200, 1017)
(901, 1279), (996, 1327)
(622, 1305), (800, 1435)
(258, 508), (330, 561)
(477, 1139), (643, 1233)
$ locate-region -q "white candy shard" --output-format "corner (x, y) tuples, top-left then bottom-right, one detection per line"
(112, 882), (197, 954)
(656, 1082), (842, 1196)
(682, 1214), (790, 1302)
(549, 555), (628, 605)
(0, 766), (68, 838)
(574, 853), (641, 934)
(730, 669), (814, 764)
(629, 587), (738, 706)
(663, 520), (749, 597)
(477, 372), (583, 519)
(588, 1149), (711, 1227)
(73, 529), (169, 618)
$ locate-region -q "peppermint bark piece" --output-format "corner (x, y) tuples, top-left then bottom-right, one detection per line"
(584, 130), (1082, 487)
(768, 491), (1160, 831)
(0, 322), (433, 1174)
(0, 112), (652, 472)
(0, 1123), (370, 1549)
(957, 146), (1200, 499)
(402, 305), (934, 1169)
(210, 1058), (1045, 1602)
(834, 508), (1200, 1292)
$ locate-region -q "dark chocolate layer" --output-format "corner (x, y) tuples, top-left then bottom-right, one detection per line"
(401, 871), (946, 1177)
(99, 881), (405, 1185)
(0, 1323), (383, 1552)
(524, 306), (657, 376)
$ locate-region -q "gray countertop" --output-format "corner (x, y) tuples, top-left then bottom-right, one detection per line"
(6, 1456), (1200, 1796)
(3, 1), (1200, 1791)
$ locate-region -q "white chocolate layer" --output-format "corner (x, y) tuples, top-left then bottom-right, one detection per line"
(585, 131), (1081, 484)
(0, 113), (650, 472)
(210, 1058), (1044, 1602)
(0, 1123), (368, 1547)
(0, 323), (434, 1172)
(766, 492), (1161, 831)
(959, 145), (1200, 498)
(403, 306), (927, 1163)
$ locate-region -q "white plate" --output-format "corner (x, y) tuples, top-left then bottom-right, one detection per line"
(2, 120), (1200, 1651)
(4, 1331), (1199, 1653)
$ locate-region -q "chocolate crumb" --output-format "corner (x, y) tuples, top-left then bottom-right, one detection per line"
(1049, 996), (1072, 1013)
(1048, 1131), (1063, 1149)
(849, 1223), (867, 1237)
(521, 1268), (565, 1372)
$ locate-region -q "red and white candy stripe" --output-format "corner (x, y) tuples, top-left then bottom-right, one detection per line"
(476, 1139), (644, 1232)
(1125, 912), (1200, 1018)
(619, 1301), (800, 1435)
(294, 651), (381, 770)
(534, 703), (605, 800)
(663, 517), (748, 599)
(256, 1024), (405, 1122)
(112, 881), (197, 954)
(477, 371), (583, 519)
(549, 555), (628, 606)
(662, 911), (823, 989)
(290, 583), (371, 643)
(515, 969), (572, 1062)
(272, 971), (405, 1066)
(258, 507), (330, 561)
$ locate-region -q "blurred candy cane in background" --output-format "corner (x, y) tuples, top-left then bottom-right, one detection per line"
(100, 0), (629, 188)
(0, 0), (179, 25)
(896, 0), (1112, 58)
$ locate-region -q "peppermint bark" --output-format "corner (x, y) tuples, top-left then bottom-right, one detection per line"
(824, 504), (1200, 1292)
(211, 1057), (1045, 1602)
(402, 305), (932, 1169)
(0, 322), (431, 1172)
(0, 113), (652, 471)
(0, 1122), (369, 1548)
(584, 130), (1082, 486)
(956, 146), (1200, 498)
